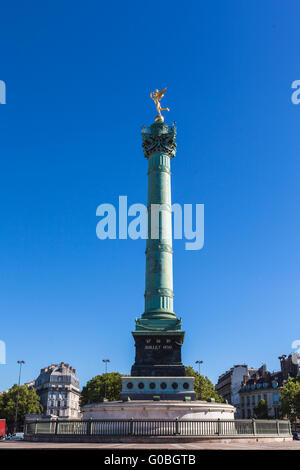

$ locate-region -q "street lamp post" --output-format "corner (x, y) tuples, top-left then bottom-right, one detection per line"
(102, 359), (110, 400)
(195, 360), (203, 375)
(14, 360), (25, 434)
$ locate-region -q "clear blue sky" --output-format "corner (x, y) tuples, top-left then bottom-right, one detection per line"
(1, 1), (299, 391)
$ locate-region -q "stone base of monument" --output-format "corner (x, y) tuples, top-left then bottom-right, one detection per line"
(82, 373), (237, 420)
(82, 400), (236, 421)
(82, 375), (235, 420)
(120, 376), (196, 401)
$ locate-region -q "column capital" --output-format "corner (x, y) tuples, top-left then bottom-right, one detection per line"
(141, 122), (177, 159)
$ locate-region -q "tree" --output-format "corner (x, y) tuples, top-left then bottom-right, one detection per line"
(80, 372), (123, 407)
(0, 385), (43, 432)
(185, 366), (223, 402)
(280, 377), (300, 423)
(253, 399), (269, 419)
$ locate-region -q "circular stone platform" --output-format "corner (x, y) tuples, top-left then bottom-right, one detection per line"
(82, 400), (236, 420)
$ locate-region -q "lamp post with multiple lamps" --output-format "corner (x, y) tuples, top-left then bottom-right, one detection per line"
(195, 360), (203, 375)
(14, 360), (25, 433)
(102, 359), (110, 401)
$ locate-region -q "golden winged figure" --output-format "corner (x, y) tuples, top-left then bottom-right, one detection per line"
(150, 88), (170, 122)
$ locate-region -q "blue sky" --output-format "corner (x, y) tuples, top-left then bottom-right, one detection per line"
(0, 1), (299, 391)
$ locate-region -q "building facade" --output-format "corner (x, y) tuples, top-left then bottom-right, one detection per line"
(215, 365), (249, 417)
(239, 354), (300, 419)
(34, 362), (81, 418)
(24, 380), (35, 389)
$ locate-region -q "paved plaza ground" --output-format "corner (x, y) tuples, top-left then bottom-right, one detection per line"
(0, 440), (299, 450)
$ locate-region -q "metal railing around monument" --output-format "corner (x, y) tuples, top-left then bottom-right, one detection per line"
(24, 418), (291, 438)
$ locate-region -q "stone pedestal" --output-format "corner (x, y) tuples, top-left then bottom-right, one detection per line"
(82, 400), (236, 421)
(120, 376), (196, 401)
(131, 333), (185, 377)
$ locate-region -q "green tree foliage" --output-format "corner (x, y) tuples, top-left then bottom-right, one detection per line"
(185, 366), (223, 402)
(253, 399), (269, 419)
(0, 385), (43, 432)
(280, 377), (300, 423)
(80, 372), (123, 406)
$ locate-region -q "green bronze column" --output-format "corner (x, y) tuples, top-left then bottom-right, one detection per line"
(143, 121), (175, 320)
(131, 120), (185, 377)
